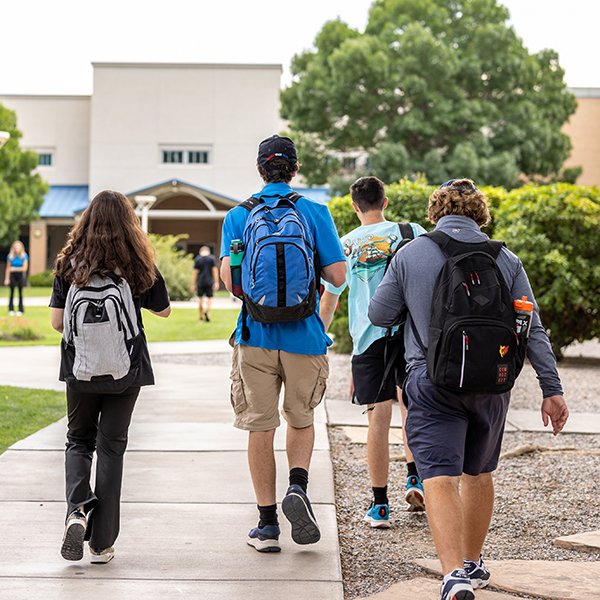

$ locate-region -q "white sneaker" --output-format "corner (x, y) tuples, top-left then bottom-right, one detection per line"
(16, 311), (23, 316)
(8, 311), (15, 316)
(90, 546), (115, 563)
(60, 511), (87, 561)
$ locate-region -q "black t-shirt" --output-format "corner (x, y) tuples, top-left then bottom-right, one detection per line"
(50, 269), (170, 387)
(194, 254), (218, 287)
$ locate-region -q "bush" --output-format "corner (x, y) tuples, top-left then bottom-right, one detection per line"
(28, 270), (54, 287)
(327, 178), (600, 357)
(149, 234), (194, 301)
(495, 183), (600, 357)
(0, 317), (42, 341)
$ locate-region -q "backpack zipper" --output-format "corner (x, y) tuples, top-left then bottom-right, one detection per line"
(460, 330), (469, 388)
(249, 241), (310, 287)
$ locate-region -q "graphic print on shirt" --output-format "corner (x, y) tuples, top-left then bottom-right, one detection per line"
(344, 233), (399, 282)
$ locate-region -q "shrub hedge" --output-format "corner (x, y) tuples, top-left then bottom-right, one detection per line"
(150, 234), (194, 301)
(327, 180), (599, 358)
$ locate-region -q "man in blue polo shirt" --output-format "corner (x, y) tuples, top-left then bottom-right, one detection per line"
(220, 135), (346, 553)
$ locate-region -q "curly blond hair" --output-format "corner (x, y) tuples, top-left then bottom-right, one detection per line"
(428, 179), (491, 226)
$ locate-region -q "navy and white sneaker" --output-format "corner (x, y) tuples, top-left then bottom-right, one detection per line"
(281, 484), (321, 545)
(60, 510), (86, 561)
(247, 524), (281, 553)
(439, 568), (474, 600)
(464, 555), (491, 589)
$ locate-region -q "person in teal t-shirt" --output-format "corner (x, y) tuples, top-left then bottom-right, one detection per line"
(220, 135), (346, 554)
(320, 176), (426, 527)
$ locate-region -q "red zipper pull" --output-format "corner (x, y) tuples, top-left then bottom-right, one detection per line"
(475, 272), (481, 285)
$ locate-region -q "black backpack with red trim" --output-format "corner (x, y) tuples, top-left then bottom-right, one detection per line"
(416, 231), (526, 393)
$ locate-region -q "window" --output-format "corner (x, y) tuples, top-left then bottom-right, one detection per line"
(188, 150), (209, 164)
(160, 147), (211, 165)
(38, 153), (53, 166)
(162, 150), (184, 164)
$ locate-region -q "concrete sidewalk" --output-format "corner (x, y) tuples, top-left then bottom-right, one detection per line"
(0, 342), (343, 599)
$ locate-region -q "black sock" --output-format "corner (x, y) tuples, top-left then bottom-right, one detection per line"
(407, 461), (419, 477)
(373, 486), (388, 506)
(258, 504), (278, 528)
(289, 467), (309, 492)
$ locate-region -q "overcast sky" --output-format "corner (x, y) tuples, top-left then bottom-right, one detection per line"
(0, 0), (597, 95)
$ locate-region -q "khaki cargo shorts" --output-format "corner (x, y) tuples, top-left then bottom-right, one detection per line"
(229, 344), (329, 431)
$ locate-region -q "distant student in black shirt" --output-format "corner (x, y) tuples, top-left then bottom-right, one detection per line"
(50, 190), (171, 564)
(193, 246), (219, 322)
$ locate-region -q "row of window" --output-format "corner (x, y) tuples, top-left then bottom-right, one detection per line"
(36, 150), (211, 167)
(162, 150), (209, 164)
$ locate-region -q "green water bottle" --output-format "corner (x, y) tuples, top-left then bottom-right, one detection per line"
(230, 239), (244, 298)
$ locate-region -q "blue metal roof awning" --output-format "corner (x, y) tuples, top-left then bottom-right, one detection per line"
(295, 187), (331, 204)
(39, 185), (89, 218)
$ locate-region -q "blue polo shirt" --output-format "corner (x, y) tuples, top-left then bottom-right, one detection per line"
(220, 182), (345, 355)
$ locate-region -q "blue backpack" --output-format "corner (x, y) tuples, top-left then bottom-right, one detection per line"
(239, 192), (318, 339)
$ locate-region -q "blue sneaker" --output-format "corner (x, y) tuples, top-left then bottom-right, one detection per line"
(281, 484), (321, 545)
(363, 503), (390, 528)
(439, 569), (474, 600)
(405, 474), (425, 512)
(247, 524), (281, 553)
(464, 555), (490, 589)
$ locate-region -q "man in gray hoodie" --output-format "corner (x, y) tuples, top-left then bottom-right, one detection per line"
(368, 178), (568, 600)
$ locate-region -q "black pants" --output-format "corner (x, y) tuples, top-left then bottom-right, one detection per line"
(8, 272), (24, 313)
(65, 385), (140, 550)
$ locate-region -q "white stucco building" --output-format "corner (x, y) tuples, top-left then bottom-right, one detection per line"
(0, 62), (290, 274)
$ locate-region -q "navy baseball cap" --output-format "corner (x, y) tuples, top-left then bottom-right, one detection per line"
(257, 135), (298, 167)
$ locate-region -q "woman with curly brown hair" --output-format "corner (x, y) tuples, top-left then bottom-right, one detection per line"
(50, 190), (171, 564)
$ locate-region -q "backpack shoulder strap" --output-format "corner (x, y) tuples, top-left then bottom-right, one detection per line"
(398, 222), (415, 240)
(284, 192), (302, 203)
(426, 230), (505, 259)
(240, 196), (265, 211)
(486, 240), (505, 259)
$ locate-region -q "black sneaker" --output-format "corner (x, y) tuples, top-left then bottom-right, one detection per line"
(281, 484), (320, 545)
(204, 313), (210, 322)
(464, 555), (491, 589)
(60, 510), (86, 561)
(439, 568), (474, 600)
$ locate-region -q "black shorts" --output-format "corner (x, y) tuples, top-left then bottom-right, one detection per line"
(404, 365), (510, 480)
(197, 284), (214, 298)
(351, 336), (407, 406)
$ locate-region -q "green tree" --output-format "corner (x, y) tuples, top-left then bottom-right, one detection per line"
(281, 0), (577, 188)
(0, 104), (48, 245)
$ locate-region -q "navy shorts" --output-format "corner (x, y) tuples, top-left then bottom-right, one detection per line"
(351, 336), (407, 406)
(404, 365), (510, 480)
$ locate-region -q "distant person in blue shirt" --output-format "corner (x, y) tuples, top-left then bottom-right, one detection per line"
(220, 135), (346, 553)
(320, 176), (427, 529)
(4, 241), (29, 316)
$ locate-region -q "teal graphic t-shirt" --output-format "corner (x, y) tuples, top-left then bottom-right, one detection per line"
(324, 220), (426, 355)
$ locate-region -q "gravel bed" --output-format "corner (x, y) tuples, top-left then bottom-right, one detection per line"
(326, 351), (600, 599)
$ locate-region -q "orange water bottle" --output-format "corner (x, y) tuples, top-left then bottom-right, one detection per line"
(514, 296), (534, 337)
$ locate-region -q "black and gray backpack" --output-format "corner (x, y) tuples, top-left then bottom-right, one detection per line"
(414, 231), (527, 393)
(61, 273), (143, 393)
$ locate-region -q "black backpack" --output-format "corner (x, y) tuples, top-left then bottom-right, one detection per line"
(414, 231), (526, 393)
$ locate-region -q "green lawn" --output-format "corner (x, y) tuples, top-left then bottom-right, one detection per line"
(0, 386), (66, 454)
(0, 306), (239, 346)
(0, 286), (53, 298)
